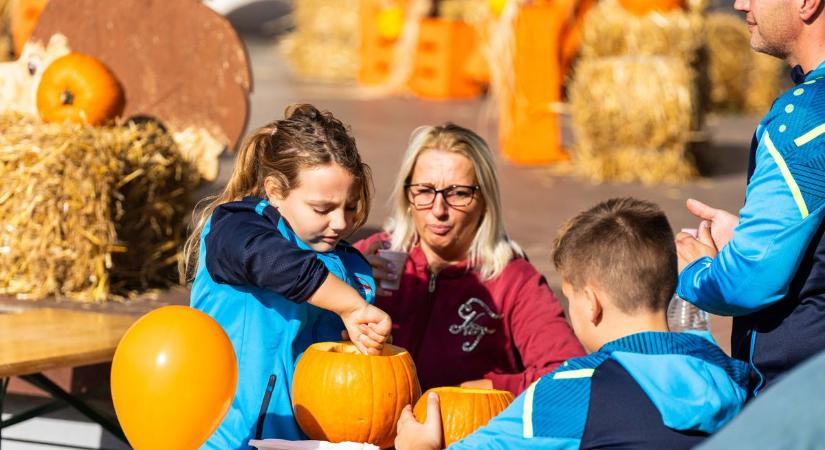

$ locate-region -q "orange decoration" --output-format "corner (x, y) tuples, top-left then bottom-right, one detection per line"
(618, 0), (684, 16)
(292, 342), (421, 449)
(111, 306), (237, 450)
(413, 387), (514, 447)
(10, 0), (49, 56)
(409, 18), (482, 100)
(36, 52), (125, 125)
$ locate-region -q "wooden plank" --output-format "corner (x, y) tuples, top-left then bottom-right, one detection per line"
(0, 308), (139, 378)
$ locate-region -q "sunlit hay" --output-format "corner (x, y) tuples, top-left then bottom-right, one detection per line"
(745, 51), (785, 114)
(580, 0), (703, 62)
(569, 55), (698, 184)
(278, 0), (360, 82)
(0, 113), (199, 302)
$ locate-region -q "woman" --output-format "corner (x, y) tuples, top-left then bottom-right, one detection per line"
(354, 123), (583, 395)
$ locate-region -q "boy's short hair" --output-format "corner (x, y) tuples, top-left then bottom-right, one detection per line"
(552, 197), (676, 313)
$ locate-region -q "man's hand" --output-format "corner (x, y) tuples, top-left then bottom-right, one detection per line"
(395, 392), (442, 450)
(340, 304), (392, 355)
(676, 220), (718, 272)
(686, 199), (739, 249)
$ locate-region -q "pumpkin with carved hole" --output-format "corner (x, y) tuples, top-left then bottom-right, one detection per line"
(618, 0), (683, 16)
(36, 52), (125, 125)
(292, 342), (421, 449)
(413, 386), (514, 447)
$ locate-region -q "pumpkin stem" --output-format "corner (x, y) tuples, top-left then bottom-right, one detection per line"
(60, 89), (75, 106)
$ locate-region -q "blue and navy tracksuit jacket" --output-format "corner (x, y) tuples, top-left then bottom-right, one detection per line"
(448, 332), (749, 450)
(190, 197), (376, 450)
(678, 61), (825, 395)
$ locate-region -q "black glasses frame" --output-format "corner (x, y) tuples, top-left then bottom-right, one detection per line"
(404, 183), (481, 208)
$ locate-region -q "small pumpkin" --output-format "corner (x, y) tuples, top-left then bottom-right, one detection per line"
(617, 0), (684, 16)
(292, 342), (421, 449)
(413, 386), (514, 447)
(36, 52), (125, 125)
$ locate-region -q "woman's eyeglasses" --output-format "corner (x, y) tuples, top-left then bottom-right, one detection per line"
(405, 184), (480, 208)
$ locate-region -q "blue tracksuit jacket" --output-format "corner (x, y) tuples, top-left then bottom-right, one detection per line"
(677, 61), (825, 394)
(448, 332), (750, 450)
(190, 197), (376, 449)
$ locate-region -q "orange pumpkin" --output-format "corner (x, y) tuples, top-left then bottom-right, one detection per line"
(36, 52), (125, 125)
(617, 0), (684, 16)
(413, 386), (514, 447)
(292, 342), (421, 449)
(10, 0), (49, 56)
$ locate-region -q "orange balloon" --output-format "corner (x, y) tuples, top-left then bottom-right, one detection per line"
(111, 306), (237, 450)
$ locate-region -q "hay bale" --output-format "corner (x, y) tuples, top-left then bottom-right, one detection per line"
(703, 12), (784, 114)
(569, 55), (698, 184)
(704, 12), (751, 111)
(580, 0), (703, 62)
(0, 113), (199, 302)
(278, 0), (359, 82)
(0, 0), (10, 61)
(745, 51), (785, 114)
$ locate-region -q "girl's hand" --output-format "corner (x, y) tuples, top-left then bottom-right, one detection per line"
(363, 240), (396, 297)
(395, 392), (442, 450)
(340, 303), (392, 355)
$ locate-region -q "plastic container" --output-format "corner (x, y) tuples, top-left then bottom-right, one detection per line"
(667, 295), (710, 332)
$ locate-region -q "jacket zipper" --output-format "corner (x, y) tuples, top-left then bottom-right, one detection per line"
(255, 374), (277, 440)
(411, 268), (439, 360)
(749, 330), (765, 397)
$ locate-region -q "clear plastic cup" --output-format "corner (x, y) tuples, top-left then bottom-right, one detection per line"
(377, 249), (408, 291)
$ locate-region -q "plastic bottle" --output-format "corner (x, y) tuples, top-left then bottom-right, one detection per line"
(667, 295), (710, 332)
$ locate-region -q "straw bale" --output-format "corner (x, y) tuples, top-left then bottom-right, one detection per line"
(438, 0), (487, 22)
(702, 12), (784, 113)
(278, 0), (359, 82)
(0, 113), (199, 302)
(580, 0), (703, 62)
(703, 13), (751, 111)
(569, 55), (698, 184)
(744, 51), (784, 114)
(0, 0), (9, 62)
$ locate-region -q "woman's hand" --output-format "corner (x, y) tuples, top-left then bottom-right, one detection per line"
(340, 303), (392, 355)
(362, 240), (398, 297)
(395, 392), (442, 450)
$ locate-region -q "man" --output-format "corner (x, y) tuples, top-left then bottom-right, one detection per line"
(676, 0), (825, 395)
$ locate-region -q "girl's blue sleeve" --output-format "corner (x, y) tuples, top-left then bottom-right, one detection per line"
(204, 208), (328, 302)
(677, 125), (825, 316)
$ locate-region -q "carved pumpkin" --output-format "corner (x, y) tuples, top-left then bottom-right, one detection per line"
(292, 342), (421, 449)
(618, 0), (684, 16)
(36, 52), (124, 125)
(413, 386), (514, 447)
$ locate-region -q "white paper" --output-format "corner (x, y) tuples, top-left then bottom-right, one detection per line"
(249, 439), (380, 450)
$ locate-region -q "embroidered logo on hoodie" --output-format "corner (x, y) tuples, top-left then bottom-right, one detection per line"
(449, 298), (502, 352)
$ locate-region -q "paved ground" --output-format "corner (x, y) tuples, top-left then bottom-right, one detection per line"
(199, 37), (763, 351)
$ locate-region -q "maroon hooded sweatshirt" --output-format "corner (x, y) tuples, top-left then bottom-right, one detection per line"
(355, 233), (584, 395)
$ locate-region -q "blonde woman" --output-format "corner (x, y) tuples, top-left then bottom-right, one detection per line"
(355, 123), (583, 395)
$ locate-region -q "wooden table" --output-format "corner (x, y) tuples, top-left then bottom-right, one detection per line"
(0, 307), (138, 378)
(0, 293), (188, 445)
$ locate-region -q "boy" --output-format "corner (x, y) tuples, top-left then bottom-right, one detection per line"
(395, 198), (750, 450)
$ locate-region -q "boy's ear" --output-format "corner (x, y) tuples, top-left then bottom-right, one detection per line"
(264, 176), (285, 206)
(800, 0), (821, 21)
(584, 286), (603, 326)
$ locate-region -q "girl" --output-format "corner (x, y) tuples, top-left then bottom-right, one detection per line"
(183, 104), (391, 448)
